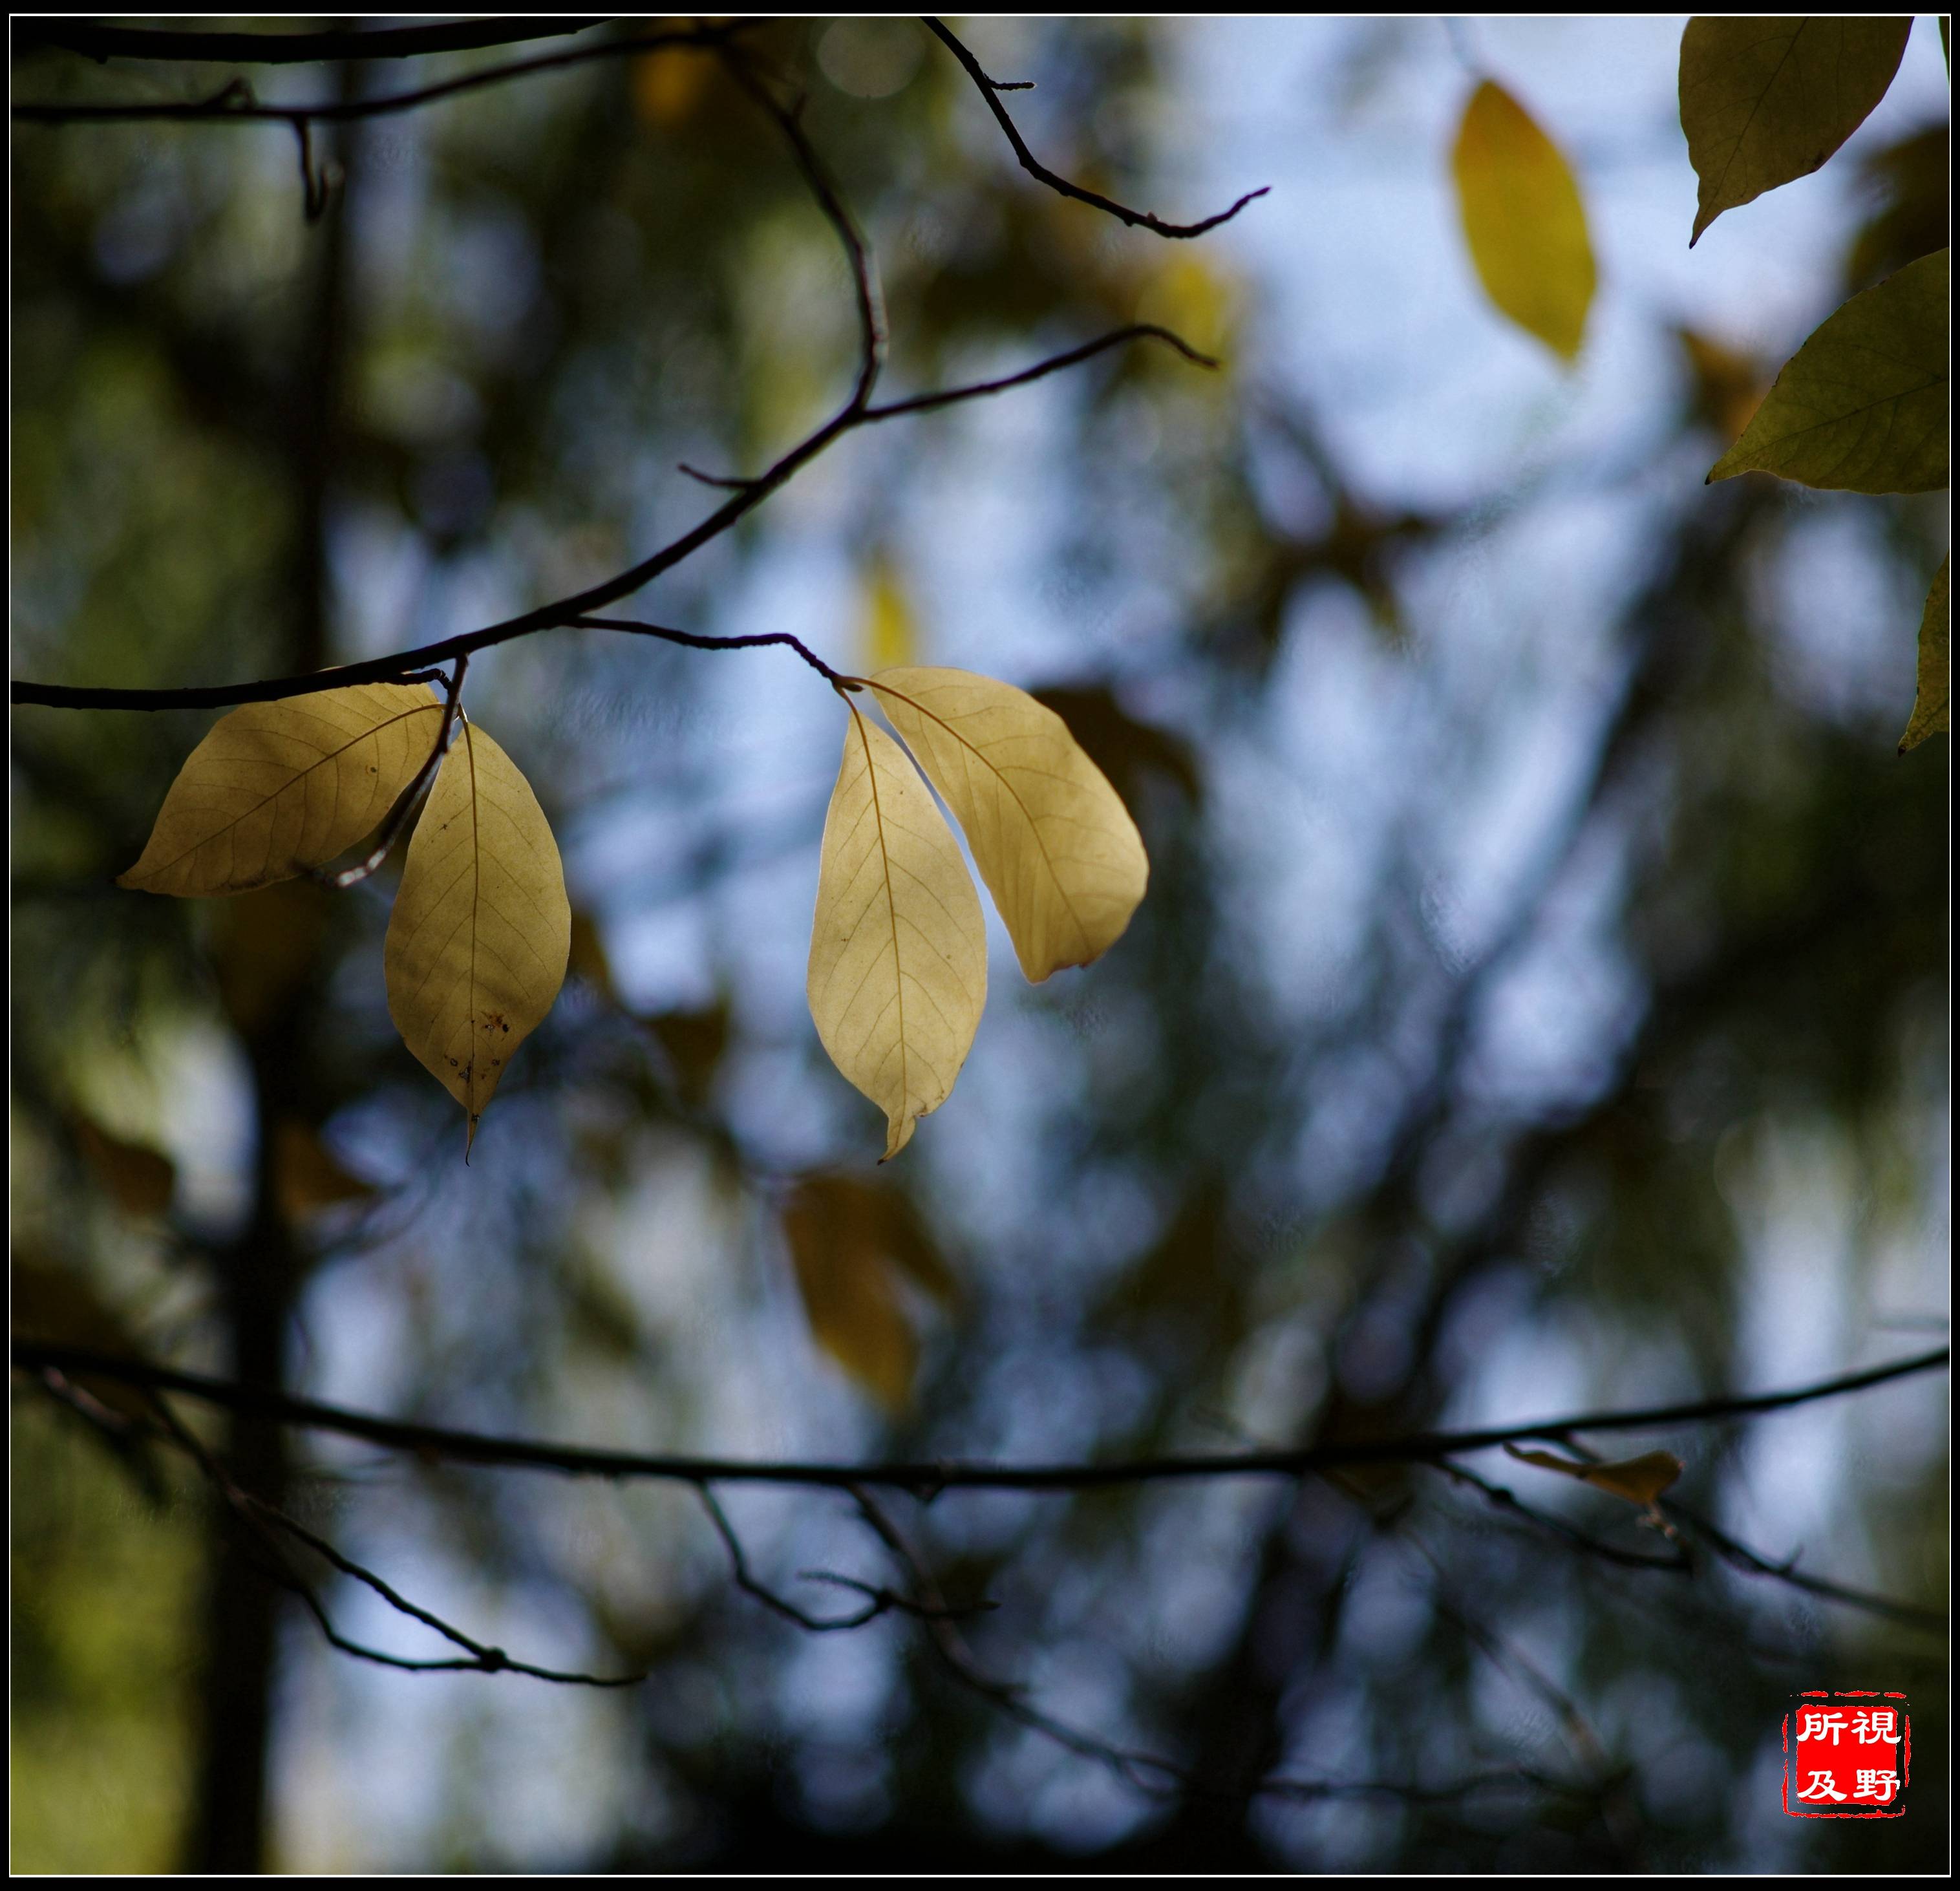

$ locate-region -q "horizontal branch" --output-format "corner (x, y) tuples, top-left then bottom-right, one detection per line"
(10, 325), (1200, 712)
(922, 16), (1269, 240)
(14, 1340), (1945, 1496)
(12, 19), (610, 66)
(12, 23), (752, 125)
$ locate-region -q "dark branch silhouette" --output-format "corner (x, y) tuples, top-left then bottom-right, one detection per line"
(10, 24), (754, 126)
(10, 326), (1209, 712)
(13, 19), (612, 65)
(922, 17), (1270, 239)
(16, 1339), (1945, 1495)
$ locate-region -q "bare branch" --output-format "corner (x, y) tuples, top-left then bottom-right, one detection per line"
(14, 19), (612, 66)
(16, 1338), (1940, 1497)
(11, 326), (1209, 712)
(922, 17), (1269, 239)
(11, 25), (756, 127)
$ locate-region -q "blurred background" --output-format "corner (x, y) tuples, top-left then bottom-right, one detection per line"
(10, 15), (1948, 1873)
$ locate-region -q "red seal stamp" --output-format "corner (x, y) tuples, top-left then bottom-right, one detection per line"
(1784, 1690), (1910, 1818)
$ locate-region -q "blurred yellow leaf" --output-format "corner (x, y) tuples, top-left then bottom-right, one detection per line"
(632, 44), (712, 127)
(1709, 248), (1948, 492)
(1505, 1444), (1685, 1509)
(782, 1174), (957, 1410)
(274, 1120), (376, 1221)
(1676, 326), (1766, 447)
(1900, 555), (1950, 753)
(807, 705), (986, 1160)
(1679, 17), (1912, 244)
(862, 554), (917, 672)
(1134, 253), (1235, 359)
(868, 667), (1149, 982)
(1451, 79), (1595, 363)
(384, 720), (570, 1151)
(70, 1117), (175, 1217)
(118, 683), (442, 896)
(208, 879), (333, 1033)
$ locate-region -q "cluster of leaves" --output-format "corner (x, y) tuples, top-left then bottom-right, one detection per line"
(118, 666), (1148, 1160)
(1679, 16), (1948, 755)
(1443, 18), (1947, 754)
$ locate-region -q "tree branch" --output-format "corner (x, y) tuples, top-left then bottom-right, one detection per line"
(13, 1338), (1944, 1495)
(12, 19), (613, 66)
(10, 327), (1207, 712)
(922, 17), (1269, 239)
(11, 24), (754, 125)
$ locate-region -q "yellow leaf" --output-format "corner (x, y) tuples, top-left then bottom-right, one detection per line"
(274, 1119), (376, 1221)
(1901, 556), (1950, 753)
(866, 667), (1149, 983)
(384, 719), (570, 1149)
(1451, 79), (1596, 363)
(782, 1175), (956, 1409)
(1505, 1444), (1685, 1508)
(862, 554), (917, 672)
(807, 703), (986, 1160)
(70, 1116), (175, 1216)
(1709, 248), (1948, 493)
(1679, 17), (1912, 244)
(118, 683), (443, 897)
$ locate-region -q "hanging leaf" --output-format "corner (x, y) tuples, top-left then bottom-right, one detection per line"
(1679, 17), (1913, 245)
(1709, 248), (1948, 493)
(384, 719), (570, 1151)
(274, 1119), (378, 1221)
(782, 1173), (957, 1409)
(1504, 1443), (1685, 1509)
(807, 703), (986, 1160)
(71, 1116), (175, 1216)
(1844, 125), (1950, 292)
(865, 667), (1149, 983)
(1900, 556), (1950, 754)
(1451, 79), (1596, 363)
(118, 683), (443, 897)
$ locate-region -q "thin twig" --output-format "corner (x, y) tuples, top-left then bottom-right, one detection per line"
(10, 326), (1208, 712)
(921, 17), (1269, 239)
(11, 24), (758, 126)
(14, 19), (612, 65)
(12, 1340), (1945, 1495)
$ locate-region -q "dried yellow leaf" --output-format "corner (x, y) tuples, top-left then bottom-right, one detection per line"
(807, 704), (986, 1160)
(118, 683), (443, 896)
(1679, 17), (1912, 244)
(1709, 248), (1948, 493)
(1505, 1444), (1685, 1509)
(1900, 555), (1950, 754)
(866, 667), (1148, 983)
(384, 720), (570, 1149)
(1451, 80), (1596, 363)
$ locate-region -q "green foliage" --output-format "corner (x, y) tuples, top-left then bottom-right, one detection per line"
(1708, 248), (1948, 493)
(1900, 555), (1950, 753)
(1679, 16), (1912, 243)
